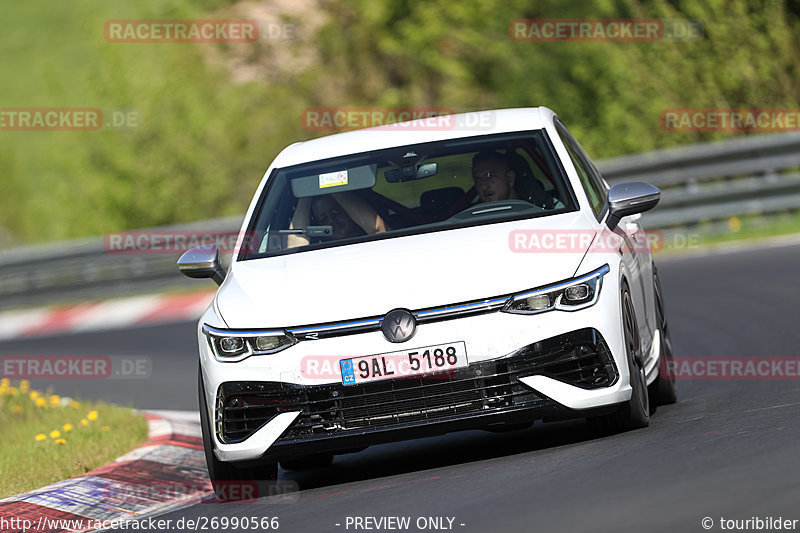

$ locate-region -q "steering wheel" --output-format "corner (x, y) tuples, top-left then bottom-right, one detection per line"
(448, 200), (544, 221)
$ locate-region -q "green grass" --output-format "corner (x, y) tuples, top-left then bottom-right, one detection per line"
(654, 212), (800, 256)
(0, 380), (148, 497)
(0, 0), (312, 244)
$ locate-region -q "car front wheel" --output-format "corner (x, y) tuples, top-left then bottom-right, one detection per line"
(588, 284), (650, 433)
(649, 266), (678, 408)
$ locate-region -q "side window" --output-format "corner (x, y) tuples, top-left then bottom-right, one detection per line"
(555, 120), (607, 219)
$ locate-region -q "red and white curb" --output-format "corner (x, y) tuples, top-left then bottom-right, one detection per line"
(0, 291), (214, 341)
(0, 410), (213, 532)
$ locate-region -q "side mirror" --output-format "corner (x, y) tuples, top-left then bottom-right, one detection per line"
(177, 244), (226, 285)
(606, 182), (660, 230)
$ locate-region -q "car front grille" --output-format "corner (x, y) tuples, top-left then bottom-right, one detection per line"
(216, 328), (617, 444)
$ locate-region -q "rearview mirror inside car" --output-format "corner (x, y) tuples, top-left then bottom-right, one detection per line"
(385, 162), (438, 182)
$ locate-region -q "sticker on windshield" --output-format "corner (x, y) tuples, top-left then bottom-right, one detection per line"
(319, 170), (349, 188)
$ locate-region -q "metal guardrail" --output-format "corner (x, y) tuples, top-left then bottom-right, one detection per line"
(2, 132), (800, 310)
(597, 131), (800, 227)
(0, 217), (243, 309)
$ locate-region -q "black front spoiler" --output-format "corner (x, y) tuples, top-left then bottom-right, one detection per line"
(232, 401), (617, 466)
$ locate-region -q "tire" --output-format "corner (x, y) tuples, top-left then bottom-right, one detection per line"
(588, 284), (650, 434)
(649, 266), (678, 407)
(198, 366), (277, 500)
(280, 454), (334, 471)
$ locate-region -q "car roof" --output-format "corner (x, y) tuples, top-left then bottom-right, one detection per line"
(270, 107), (555, 168)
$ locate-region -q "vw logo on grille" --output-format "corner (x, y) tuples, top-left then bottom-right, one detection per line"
(381, 309), (416, 343)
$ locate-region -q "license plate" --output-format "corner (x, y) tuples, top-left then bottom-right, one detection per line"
(340, 341), (468, 385)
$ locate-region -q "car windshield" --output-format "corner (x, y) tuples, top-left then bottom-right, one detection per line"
(240, 130), (576, 260)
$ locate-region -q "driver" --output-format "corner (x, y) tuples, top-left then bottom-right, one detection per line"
(471, 150), (518, 203)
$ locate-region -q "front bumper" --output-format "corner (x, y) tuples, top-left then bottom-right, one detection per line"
(213, 328), (626, 463)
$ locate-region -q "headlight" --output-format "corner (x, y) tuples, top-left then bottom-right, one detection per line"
(203, 325), (297, 362)
(502, 264), (609, 315)
(218, 336), (246, 355)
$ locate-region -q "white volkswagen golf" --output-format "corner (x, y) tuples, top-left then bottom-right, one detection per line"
(178, 107), (677, 487)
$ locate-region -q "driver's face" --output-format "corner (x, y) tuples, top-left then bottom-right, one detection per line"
(472, 159), (515, 202)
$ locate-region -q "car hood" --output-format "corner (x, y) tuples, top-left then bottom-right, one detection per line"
(217, 212), (597, 328)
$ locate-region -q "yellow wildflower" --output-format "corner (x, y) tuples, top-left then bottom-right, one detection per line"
(87, 410), (99, 421)
(19, 380), (30, 392)
(8, 387), (18, 395)
(63, 423), (74, 432)
(70, 400), (80, 409)
(30, 390), (40, 400)
(56, 438), (67, 445)
(35, 433), (47, 441)
(0, 378), (8, 387)
(12, 405), (23, 414)
(49, 395), (61, 407)
(50, 430), (61, 439)
(80, 418), (89, 426)
(35, 397), (46, 407)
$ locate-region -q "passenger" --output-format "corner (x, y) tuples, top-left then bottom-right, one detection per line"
(471, 150), (519, 203)
(288, 193), (388, 247)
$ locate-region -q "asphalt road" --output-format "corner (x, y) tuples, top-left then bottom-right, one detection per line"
(3, 240), (800, 532)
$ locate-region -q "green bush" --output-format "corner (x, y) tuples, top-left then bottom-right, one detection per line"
(1, 0), (798, 245)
